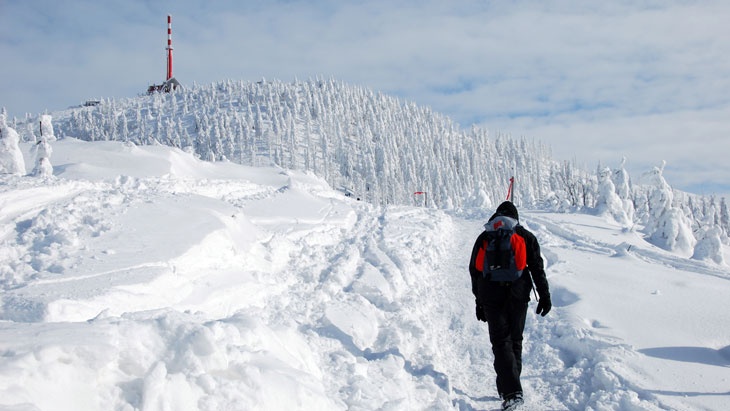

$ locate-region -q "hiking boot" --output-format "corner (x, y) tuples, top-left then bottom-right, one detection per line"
(501, 391), (524, 410)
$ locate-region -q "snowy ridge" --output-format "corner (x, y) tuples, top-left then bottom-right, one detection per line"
(0, 139), (728, 410)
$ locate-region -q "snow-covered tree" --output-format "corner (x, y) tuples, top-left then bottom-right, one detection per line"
(31, 138), (53, 177)
(595, 166), (629, 225)
(644, 162), (695, 254)
(613, 157), (635, 223)
(32, 115), (54, 177)
(0, 114), (26, 175)
(720, 198), (730, 244)
(39, 114), (56, 141)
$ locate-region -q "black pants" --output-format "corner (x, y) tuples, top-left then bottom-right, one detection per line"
(484, 293), (528, 397)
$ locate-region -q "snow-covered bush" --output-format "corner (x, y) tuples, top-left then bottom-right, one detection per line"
(463, 181), (492, 210)
(543, 191), (574, 213)
(692, 227), (725, 265)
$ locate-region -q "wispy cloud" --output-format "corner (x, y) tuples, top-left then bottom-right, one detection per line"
(1, 0), (728, 197)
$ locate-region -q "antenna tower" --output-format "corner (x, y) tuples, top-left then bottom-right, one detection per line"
(166, 15), (173, 80)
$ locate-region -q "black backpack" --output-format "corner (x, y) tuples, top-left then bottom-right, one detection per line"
(481, 215), (527, 282)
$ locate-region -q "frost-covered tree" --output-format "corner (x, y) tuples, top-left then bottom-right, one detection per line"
(689, 199), (725, 264)
(644, 161), (695, 254)
(544, 160), (595, 212)
(595, 167), (629, 225)
(39, 114), (56, 141)
(720, 198), (730, 244)
(612, 157), (635, 223)
(32, 115), (54, 177)
(31, 137), (53, 177)
(0, 114), (26, 175)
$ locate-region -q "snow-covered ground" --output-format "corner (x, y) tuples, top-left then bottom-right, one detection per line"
(0, 139), (728, 411)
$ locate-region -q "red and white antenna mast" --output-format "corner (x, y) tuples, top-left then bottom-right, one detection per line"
(166, 15), (173, 81)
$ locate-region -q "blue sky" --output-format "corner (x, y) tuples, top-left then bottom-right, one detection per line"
(1, 0), (729, 198)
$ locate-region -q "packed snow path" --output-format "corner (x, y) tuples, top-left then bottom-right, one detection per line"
(0, 140), (728, 410)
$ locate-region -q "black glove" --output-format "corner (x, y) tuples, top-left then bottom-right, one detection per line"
(475, 300), (487, 322)
(536, 294), (552, 317)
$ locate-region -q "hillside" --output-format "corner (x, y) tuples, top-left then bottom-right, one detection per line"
(0, 139), (728, 410)
(15, 78), (556, 209)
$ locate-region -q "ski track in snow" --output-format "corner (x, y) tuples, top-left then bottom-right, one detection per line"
(528, 212), (729, 281)
(1, 141), (728, 410)
(520, 213), (729, 411)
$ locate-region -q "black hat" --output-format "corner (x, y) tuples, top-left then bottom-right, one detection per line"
(495, 201), (519, 220)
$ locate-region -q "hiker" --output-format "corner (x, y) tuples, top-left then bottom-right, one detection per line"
(468, 201), (551, 410)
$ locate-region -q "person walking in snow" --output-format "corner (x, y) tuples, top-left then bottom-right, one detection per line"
(468, 201), (551, 410)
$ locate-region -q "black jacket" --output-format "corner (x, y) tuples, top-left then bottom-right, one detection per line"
(468, 224), (549, 303)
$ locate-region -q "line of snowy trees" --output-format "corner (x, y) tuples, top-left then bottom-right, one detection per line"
(6, 78), (728, 262)
(22, 78), (556, 209)
(575, 159), (727, 263)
